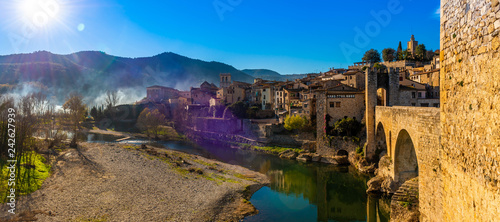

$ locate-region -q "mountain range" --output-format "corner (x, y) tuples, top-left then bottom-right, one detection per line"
(0, 51), (310, 105)
(242, 69), (308, 81)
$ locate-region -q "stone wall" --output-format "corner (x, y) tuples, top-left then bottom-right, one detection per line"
(194, 117), (242, 134)
(325, 92), (365, 122)
(185, 127), (264, 147)
(317, 136), (364, 157)
(440, 0), (500, 221)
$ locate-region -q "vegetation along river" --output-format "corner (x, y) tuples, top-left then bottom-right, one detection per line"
(87, 133), (390, 222)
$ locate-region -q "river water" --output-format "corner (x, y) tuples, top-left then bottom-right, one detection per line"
(86, 133), (390, 222)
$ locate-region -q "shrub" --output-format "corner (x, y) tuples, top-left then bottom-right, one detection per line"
(331, 117), (363, 137)
(246, 106), (260, 119)
(356, 146), (364, 156)
(284, 115), (307, 131)
(228, 101), (248, 119)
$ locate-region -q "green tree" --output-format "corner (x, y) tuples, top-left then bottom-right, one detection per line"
(332, 117), (363, 137)
(399, 50), (413, 61)
(228, 101), (248, 119)
(246, 106), (260, 119)
(382, 48), (396, 62)
(415, 44), (427, 61)
(284, 115), (306, 131)
(136, 108), (166, 139)
(362, 49), (381, 63)
(396, 41), (403, 61)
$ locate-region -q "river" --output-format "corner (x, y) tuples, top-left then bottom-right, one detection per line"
(86, 133), (391, 222)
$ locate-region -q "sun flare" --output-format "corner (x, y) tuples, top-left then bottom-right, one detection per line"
(18, 0), (61, 26)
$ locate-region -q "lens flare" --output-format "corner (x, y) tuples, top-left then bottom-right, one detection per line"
(18, 0), (61, 27)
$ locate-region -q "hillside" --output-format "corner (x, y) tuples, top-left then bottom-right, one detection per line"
(242, 69), (308, 81)
(0, 51), (255, 104)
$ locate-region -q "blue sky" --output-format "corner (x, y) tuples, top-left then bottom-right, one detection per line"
(0, 0), (440, 74)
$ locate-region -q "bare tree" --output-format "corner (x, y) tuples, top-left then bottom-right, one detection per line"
(62, 93), (86, 146)
(105, 90), (120, 110)
(136, 108), (166, 139)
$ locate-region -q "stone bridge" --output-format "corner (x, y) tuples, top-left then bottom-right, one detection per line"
(364, 66), (444, 219)
(371, 106), (440, 184)
(366, 106), (443, 219)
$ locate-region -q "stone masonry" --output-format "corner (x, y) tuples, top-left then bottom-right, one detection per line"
(374, 106), (441, 221)
(440, 0), (500, 221)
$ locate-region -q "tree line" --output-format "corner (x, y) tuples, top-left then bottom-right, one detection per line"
(362, 43), (437, 64)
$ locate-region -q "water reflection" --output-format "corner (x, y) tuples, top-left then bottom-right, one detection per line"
(84, 133), (390, 221)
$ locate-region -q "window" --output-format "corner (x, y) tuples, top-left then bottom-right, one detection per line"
(418, 92), (422, 98)
(263, 95), (266, 100)
(263, 89), (266, 92)
(411, 103), (416, 106)
(433, 103), (440, 108)
(412, 92), (416, 98)
(336, 102), (341, 107)
(330, 102), (335, 108)
(421, 103), (429, 107)
(304, 104), (308, 108)
(350, 76), (352, 79)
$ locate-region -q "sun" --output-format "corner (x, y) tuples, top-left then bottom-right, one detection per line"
(18, 0), (61, 26)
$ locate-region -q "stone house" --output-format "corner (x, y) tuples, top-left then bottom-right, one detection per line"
(146, 85), (179, 102)
(216, 81), (250, 104)
(178, 91), (191, 100)
(285, 88), (305, 117)
(191, 81), (218, 106)
(191, 88), (215, 106)
(409, 68), (440, 100)
(341, 70), (365, 90)
(398, 78), (439, 107)
(301, 89), (317, 120)
(316, 84), (365, 123)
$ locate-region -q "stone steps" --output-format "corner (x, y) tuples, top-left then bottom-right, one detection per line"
(392, 178), (419, 205)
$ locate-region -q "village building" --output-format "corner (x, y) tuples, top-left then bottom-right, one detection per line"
(178, 90), (191, 99)
(407, 34), (419, 56)
(317, 84), (365, 122)
(217, 81), (250, 104)
(220, 73), (232, 88)
(190, 81), (218, 106)
(284, 88), (304, 116)
(146, 85), (180, 102)
(340, 70), (365, 90)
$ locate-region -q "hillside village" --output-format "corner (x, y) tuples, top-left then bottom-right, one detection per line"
(140, 35), (440, 135)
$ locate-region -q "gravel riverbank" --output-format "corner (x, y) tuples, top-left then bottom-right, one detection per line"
(0, 142), (269, 221)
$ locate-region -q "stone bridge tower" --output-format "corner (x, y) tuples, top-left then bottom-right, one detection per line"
(365, 67), (399, 160)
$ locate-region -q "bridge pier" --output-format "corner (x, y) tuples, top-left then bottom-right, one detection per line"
(365, 69), (377, 161)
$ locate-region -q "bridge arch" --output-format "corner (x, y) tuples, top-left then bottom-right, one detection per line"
(337, 149), (348, 156)
(394, 129), (418, 183)
(375, 122), (388, 161)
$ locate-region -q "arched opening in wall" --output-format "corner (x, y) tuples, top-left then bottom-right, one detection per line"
(337, 149), (348, 156)
(374, 122), (388, 163)
(377, 88), (387, 106)
(394, 129), (418, 183)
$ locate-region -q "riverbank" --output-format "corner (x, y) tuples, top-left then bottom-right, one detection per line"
(0, 142), (269, 221)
